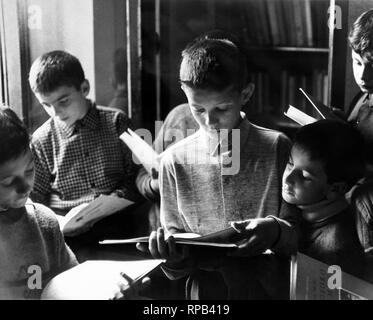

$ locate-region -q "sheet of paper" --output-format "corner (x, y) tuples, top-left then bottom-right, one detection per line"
(41, 259), (164, 300)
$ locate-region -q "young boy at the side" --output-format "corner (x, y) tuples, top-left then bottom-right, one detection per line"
(341, 9), (373, 252)
(282, 120), (365, 277)
(139, 36), (299, 299)
(28, 51), (146, 247)
(0, 106), (78, 299)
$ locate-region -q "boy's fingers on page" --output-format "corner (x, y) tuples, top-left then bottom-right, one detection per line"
(157, 228), (169, 259)
(136, 242), (149, 253)
(149, 231), (161, 259)
(230, 220), (249, 233)
(167, 236), (177, 258)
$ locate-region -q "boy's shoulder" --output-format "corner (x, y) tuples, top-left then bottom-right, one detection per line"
(161, 129), (202, 160)
(95, 104), (131, 129)
(96, 104), (127, 118)
(31, 118), (55, 145)
(248, 122), (291, 145)
(25, 200), (60, 231)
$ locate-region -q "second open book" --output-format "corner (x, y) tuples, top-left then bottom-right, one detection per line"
(284, 88), (341, 126)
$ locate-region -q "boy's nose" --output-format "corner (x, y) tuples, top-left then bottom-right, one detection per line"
(361, 65), (373, 83)
(283, 170), (294, 186)
(15, 179), (32, 195)
(53, 106), (64, 117)
(205, 112), (218, 127)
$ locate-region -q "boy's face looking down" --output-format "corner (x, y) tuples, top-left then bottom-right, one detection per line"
(182, 84), (254, 135)
(352, 50), (373, 93)
(282, 145), (331, 206)
(0, 149), (35, 210)
(34, 80), (90, 127)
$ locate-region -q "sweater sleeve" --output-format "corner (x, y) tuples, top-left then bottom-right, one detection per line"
(267, 134), (300, 256)
(30, 140), (52, 206)
(159, 152), (187, 234)
(158, 152), (196, 280)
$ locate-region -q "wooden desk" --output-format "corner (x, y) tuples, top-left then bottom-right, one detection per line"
(41, 259), (163, 300)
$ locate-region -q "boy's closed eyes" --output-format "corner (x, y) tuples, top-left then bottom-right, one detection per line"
(282, 146), (329, 206)
(0, 150), (35, 209)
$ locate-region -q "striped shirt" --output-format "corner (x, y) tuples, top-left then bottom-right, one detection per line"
(30, 101), (141, 214)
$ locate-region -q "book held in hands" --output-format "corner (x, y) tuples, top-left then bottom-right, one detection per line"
(58, 195), (134, 234)
(120, 128), (162, 175)
(284, 88), (342, 126)
(99, 227), (245, 248)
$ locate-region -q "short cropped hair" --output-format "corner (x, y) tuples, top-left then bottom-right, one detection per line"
(294, 120), (365, 188)
(179, 35), (248, 92)
(29, 50), (85, 94)
(349, 9), (373, 61)
(0, 105), (30, 165)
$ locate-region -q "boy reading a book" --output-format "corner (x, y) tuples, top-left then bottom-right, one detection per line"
(0, 105), (78, 299)
(136, 30), (250, 231)
(138, 35), (299, 299)
(282, 120), (365, 277)
(28, 51), (146, 255)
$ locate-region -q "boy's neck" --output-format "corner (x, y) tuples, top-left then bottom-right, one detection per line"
(0, 207), (25, 224)
(297, 196), (348, 223)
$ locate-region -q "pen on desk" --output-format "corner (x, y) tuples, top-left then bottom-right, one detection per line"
(120, 272), (134, 285)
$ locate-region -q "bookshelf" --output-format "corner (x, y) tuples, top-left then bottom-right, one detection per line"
(146, 0), (348, 137)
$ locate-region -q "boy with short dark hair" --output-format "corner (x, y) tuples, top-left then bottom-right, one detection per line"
(0, 105), (78, 299)
(29, 51), (145, 249)
(139, 35), (299, 299)
(282, 119), (365, 277)
(342, 9), (373, 251)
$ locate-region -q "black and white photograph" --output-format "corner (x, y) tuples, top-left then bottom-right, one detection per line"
(1, 0), (373, 309)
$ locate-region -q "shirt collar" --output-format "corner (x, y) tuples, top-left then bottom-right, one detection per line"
(56, 100), (100, 138)
(297, 196), (349, 223)
(202, 112), (250, 157)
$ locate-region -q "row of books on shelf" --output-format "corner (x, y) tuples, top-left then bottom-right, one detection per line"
(240, 0), (329, 48)
(248, 69), (328, 116)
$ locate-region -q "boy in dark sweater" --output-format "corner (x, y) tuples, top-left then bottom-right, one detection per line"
(282, 120), (365, 277)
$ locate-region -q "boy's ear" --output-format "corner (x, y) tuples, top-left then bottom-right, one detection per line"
(80, 80), (90, 97)
(326, 182), (349, 199)
(240, 83), (255, 106)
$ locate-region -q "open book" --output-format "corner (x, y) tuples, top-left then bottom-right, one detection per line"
(284, 88), (341, 126)
(58, 195), (134, 234)
(41, 259), (164, 300)
(120, 128), (162, 175)
(290, 252), (373, 300)
(99, 227), (245, 248)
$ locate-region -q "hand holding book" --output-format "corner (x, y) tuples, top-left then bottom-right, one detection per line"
(229, 217), (280, 257)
